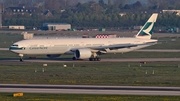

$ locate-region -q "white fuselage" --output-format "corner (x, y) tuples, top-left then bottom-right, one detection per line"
(9, 37), (157, 55)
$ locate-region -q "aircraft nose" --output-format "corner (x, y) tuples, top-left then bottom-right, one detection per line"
(9, 45), (24, 52)
(9, 46), (13, 51)
(9, 46), (16, 52)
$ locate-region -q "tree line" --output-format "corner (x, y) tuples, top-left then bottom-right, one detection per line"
(2, 0), (180, 29)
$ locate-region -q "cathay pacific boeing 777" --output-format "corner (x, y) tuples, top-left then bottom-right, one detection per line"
(10, 13), (158, 61)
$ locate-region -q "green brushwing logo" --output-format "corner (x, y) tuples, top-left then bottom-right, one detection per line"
(139, 22), (154, 36)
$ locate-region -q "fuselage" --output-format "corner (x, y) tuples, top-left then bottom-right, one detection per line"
(9, 37), (157, 55)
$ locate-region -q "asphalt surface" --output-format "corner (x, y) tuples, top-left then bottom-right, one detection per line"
(1, 58), (180, 63)
(0, 84), (180, 96)
(0, 48), (8, 50)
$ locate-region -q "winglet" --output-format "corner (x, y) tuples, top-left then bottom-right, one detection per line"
(135, 13), (158, 39)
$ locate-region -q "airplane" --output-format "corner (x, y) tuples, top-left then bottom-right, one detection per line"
(9, 13), (158, 62)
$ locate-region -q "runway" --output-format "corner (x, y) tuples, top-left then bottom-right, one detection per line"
(1, 58), (180, 63)
(0, 48), (8, 51)
(0, 84), (180, 96)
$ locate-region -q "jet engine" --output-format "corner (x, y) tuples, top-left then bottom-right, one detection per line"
(74, 49), (92, 59)
(46, 54), (61, 58)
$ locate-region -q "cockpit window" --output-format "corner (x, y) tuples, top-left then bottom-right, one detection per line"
(12, 44), (18, 47)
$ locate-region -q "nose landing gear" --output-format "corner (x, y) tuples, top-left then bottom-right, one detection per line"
(19, 54), (24, 62)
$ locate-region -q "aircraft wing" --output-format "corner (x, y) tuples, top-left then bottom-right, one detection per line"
(90, 44), (138, 51)
(70, 44), (138, 53)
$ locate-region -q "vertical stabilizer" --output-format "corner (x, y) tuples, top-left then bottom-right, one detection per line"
(135, 13), (158, 39)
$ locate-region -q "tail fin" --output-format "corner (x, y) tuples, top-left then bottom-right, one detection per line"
(135, 13), (158, 39)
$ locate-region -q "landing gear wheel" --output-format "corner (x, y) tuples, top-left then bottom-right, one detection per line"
(89, 58), (93, 61)
(19, 54), (24, 62)
(20, 58), (23, 62)
(94, 58), (98, 61)
(72, 57), (76, 60)
(89, 57), (101, 61)
(97, 57), (101, 61)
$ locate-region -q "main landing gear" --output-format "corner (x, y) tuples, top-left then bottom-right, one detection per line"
(72, 53), (101, 61)
(89, 57), (101, 61)
(89, 53), (101, 61)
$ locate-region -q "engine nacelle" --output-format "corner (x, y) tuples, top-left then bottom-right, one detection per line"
(46, 54), (61, 58)
(74, 49), (92, 59)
